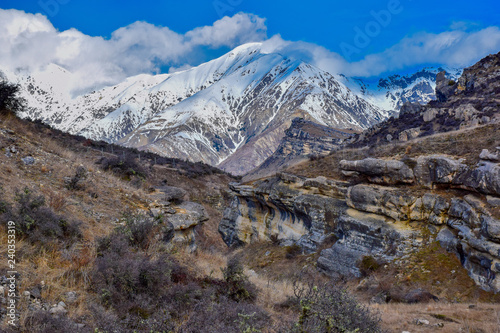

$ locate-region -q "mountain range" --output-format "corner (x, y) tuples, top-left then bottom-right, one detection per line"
(0, 43), (458, 175)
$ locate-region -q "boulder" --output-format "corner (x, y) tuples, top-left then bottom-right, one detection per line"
(157, 186), (187, 202)
(414, 155), (466, 188)
(21, 156), (35, 165)
(479, 149), (499, 162)
(404, 289), (438, 303)
(436, 228), (458, 251)
(317, 242), (365, 278)
(409, 193), (450, 225)
(340, 158), (414, 184)
(169, 201), (208, 231)
(423, 108), (439, 122)
(169, 201), (208, 252)
(398, 127), (421, 142)
(399, 101), (423, 115)
(435, 71), (456, 102)
(453, 161), (500, 196)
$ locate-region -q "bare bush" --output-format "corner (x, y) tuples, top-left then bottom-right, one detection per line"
(290, 281), (384, 333)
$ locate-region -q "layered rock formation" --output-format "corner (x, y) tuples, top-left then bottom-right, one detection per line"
(147, 185), (209, 252)
(220, 150), (500, 292)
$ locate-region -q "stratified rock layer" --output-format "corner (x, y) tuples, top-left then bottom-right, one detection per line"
(220, 152), (500, 292)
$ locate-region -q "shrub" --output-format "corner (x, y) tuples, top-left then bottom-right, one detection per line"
(22, 310), (84, 333)
(65, 166), (87, 190)
(285, 244), (303, 259)
(93, 232), (176, 313)
(222, 257), (258, 302)
(179, 296), (269, 333)
(4, 188), (81, 246)
(291, 282), (383, 333)
(97, 154), (148, 180)
(119, 212), (158, 250)
(358, 255), (382, 276)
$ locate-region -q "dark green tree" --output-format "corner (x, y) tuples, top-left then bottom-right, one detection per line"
(0, 81), (22, 114)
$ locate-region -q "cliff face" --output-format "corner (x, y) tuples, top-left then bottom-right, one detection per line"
(244, 117), (356, 181)
(219, 150), (500, 292)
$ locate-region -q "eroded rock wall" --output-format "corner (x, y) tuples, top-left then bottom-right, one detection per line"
(220, 153), (500, 292)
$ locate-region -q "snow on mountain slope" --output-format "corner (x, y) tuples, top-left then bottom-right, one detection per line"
(2, 42), (388, 175)
(118, 45), (388, 174)
(340, 67), (462, 112)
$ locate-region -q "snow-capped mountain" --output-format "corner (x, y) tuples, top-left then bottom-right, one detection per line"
(340, 67), (462, 111)
(2, 43), (389, 175)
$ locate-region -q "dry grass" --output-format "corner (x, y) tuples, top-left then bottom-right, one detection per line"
(374, 302), (500, 333)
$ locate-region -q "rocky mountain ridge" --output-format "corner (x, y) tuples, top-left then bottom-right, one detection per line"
(341, 67), (462, 112)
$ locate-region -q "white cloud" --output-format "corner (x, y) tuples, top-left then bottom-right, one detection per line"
(1, 8), (499, 94)
(0, 9), (267, 94)
(261, 27), (500, 77)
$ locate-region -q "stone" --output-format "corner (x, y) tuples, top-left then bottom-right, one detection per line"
(399, 127), (421, 142)
(414, 155), (466, 188)
(23, 291), (30, 297)
(386, 134), (393, 142)
(415, 318), (430, 325)
(436, 228), (458, 251)
(30, 286), (42, 299)
(64, 291), (77, 303)
(346, 184), (415, 221)
(453, 161), (500, 196)
(370, 293), (389, 304)
(423, 108), (439, 122)
(404, 288), (438, 303)
(157, 186), (187, 203)
(317, 243), (365, 278)
(436, 71), (456, 102)
(219, 176), (348, 252)
(21, 156), (35, 165)
(399, 101), (423, 115)
(486, 195), (500, 207)
(169, 201), (209, 252)
(169, 201), (208, 231)
(481, 215), (500, 242)
(49, 304), (67, 315)
(479, 149), (499, 162)
(409, 193), (449, 224)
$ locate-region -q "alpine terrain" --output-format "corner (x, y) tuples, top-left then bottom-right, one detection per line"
(2, 43), (391, 175)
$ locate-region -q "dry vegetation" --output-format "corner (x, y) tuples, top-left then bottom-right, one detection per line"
(1, 105), (499, 331)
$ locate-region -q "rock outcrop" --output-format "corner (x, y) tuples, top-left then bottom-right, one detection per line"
(148, 186), (208, 252)
(220, 151), (500, 292)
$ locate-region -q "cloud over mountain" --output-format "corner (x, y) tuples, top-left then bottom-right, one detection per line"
(0, 9), (267, 93)
(1, 7), (499, 93)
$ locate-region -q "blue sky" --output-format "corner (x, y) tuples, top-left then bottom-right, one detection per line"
(1, 0), (499, 91)
(4, 0), (499, 59)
